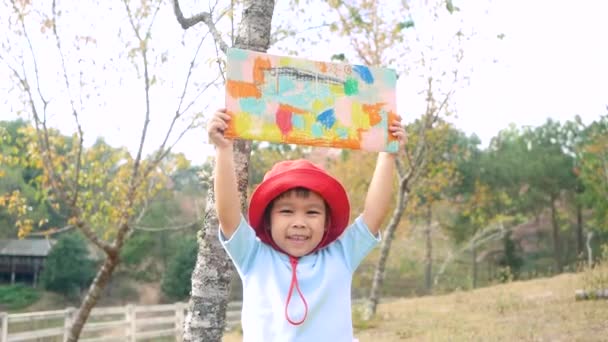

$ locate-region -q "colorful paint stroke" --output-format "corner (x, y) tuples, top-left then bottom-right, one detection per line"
(224, 48), (398, 152)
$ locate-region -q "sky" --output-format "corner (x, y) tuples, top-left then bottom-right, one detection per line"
(1, 0), (607, 165)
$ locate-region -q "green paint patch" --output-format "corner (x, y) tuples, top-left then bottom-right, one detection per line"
(344, 78), (359, 96)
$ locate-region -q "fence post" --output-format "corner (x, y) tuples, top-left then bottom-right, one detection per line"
(1, 312), (8, 342)
(125, 304), (136, 342)
(63, 307), (75, 342)
(175, 302), (184, 341)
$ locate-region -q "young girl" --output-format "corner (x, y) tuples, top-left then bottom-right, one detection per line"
(208, 108), (406, 341)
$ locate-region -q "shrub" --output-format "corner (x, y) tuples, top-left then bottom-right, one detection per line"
(0, 285), (41, 310)
(40, 233), (96, 298)
(161, 238), (197, 301)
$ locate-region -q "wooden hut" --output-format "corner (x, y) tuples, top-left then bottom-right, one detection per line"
(0, 239), (55, 287)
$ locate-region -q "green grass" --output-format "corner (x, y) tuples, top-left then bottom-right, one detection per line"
(0, 285), (42, 311)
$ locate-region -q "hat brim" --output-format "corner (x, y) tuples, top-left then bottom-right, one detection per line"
(248, 168), (350, 249)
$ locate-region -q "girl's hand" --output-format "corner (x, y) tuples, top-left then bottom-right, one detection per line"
(207, 109), (233, 149)
(389, 115), (407, 150)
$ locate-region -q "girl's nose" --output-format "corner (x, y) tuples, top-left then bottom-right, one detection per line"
(291, 215), (306, 228)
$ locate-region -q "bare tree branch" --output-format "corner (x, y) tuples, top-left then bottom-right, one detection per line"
(134, 220), (198, 232)
(28, 225), (75, 237)
(111, 0), (156, 249)
(148, 32), (216, 169)
(172, 0), (228, 53)
(175, 31), (211, 116)
(76, 220), (116, 254)
(213, 33), (226, 82)
(6, 61), (66, 200)
(51, 0), (84, 209)
(270, 23), (330, 45)
(180, 75), (221, 116)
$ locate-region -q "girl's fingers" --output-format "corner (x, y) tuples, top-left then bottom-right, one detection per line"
(217, 112), (231, 121)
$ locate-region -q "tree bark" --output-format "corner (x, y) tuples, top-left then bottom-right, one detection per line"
(365, 177), (409, 320)
(66, 253), (119, 342)
(183, 1), (275, 341)
(183, 191), (234, 341)
(550, 196), (563, 273)
(472, 245), (477, 289)
(424, 204), (432, 294)
(576, 202), (584, 258)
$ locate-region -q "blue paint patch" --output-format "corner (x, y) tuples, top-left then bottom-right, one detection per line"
(387, 141), (399, 153)
(382, 68), (397, 87)
(306, 82), (331, 99)
(336, 127), (349, 139)
(278, 76), (296, 94)
(228, 48), (249, 60)
(260, 83), (310, 109)
(292, 114), (305, 129)
(317, 109), (336, 129)
(353, 65), (374, 84)
(380, 109), (388, 127)
(311, 123), (323, 138)
(239, 97), (266, 116)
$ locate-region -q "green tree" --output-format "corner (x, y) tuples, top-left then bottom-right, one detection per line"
(41, 233), (96, 298)
(161, 238), (197, 301)
(578, 114), (608, 232)
(522, 120), (577, 272)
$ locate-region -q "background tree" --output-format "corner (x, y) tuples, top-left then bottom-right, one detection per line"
(522, 120), (577, 272)
(161, 237), (198, 301)
(41, 233), (96, 298)
(407, 121), (458, 294)
(0, 0), (212, 339)
(578, 113), (608, 254)
(311, 0), (469, 319)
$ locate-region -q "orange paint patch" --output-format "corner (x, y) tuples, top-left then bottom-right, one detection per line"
(363, 103), (385, 126)
(278, 103), (307, 114)
(226, 80), (261, 99)
(283, 135), (361, 150)
(253, 57), (272, 84)
(316, 62), (328, 73)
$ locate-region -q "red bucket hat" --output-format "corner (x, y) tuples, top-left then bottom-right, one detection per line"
(248, 159), (350, 252)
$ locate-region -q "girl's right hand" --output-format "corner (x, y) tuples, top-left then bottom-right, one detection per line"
(207, 109), (233, 149)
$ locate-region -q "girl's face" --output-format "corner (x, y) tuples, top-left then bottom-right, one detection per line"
(268, 190), (327, 257)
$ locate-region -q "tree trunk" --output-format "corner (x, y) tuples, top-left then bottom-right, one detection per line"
(365, 179), (409, 320)
(183, 194), (234, 341)
(586, 231), (594, 267)
(66, 254), (119, 342)
(472, 245), (477, 289)
(576, 202), (584, 258)
(550, 197), (563, 273)
(184, 2), (275, 339)
(424, 204), (432, 294)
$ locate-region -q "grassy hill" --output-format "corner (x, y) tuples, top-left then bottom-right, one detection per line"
(224, 272), (608, 341)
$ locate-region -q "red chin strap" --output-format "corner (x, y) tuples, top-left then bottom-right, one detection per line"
(273, 218), (332, 326)
(285, 256), (308, 325)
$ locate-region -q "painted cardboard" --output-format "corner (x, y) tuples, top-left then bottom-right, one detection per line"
(225, 48), (398, 152)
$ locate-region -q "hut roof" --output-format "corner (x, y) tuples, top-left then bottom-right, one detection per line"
(0, 239), (55, 257)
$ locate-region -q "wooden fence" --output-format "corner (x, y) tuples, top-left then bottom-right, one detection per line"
(0, 302), (242, 342)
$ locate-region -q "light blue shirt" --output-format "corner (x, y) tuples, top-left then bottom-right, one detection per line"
(220, 215), (380, 342)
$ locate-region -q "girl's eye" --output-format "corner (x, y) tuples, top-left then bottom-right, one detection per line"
(307, 211), (320, 215)
(279, 209), (293, 214)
